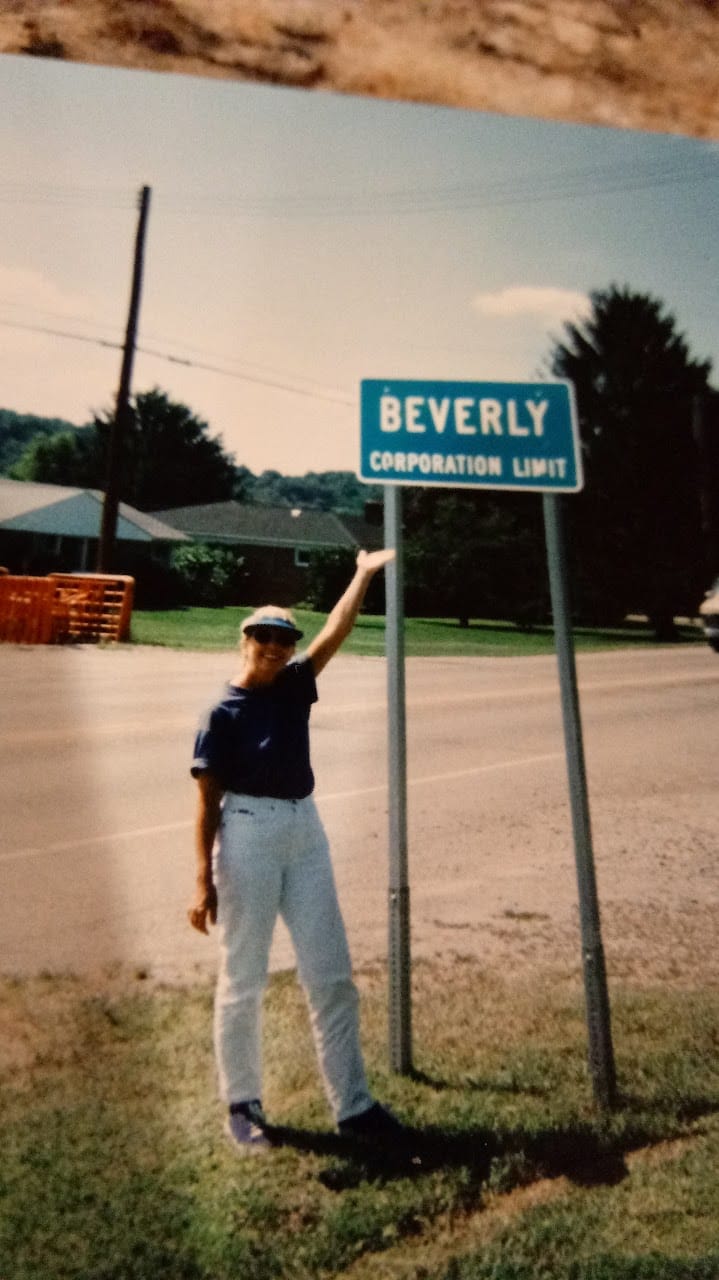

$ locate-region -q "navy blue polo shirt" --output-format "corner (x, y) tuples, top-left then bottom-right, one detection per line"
(191, 656), (318, 799)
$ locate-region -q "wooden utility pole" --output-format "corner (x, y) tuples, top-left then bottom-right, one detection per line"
(96, 184), (152, 572)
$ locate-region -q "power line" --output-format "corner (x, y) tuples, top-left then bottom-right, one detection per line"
(0, 317), (122, 351)
(0, 316), (356, 407)
(145, 158), (719, 218)
(0, 302), (125, 337)
(0, 155), (716, 219)
(1, 304), (355, 398)
(136, 343), (356, 405)
(140, 332), (351, 390)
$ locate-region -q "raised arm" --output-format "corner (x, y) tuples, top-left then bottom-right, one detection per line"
(306, 548), (395, 676)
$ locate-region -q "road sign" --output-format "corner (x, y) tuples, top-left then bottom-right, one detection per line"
(360, 379), (583, 491)
(364, 379), (615, 1104)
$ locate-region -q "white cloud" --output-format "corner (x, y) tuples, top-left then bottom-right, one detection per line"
(471, 285), (590, 324)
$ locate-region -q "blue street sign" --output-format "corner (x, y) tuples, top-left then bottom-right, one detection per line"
(359, 379), (583, 492)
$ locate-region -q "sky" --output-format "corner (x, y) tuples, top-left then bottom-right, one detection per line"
(1, 53), (718, 477)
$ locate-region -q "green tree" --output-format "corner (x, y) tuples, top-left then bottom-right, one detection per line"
(245, 468), (381, 513)
(8, 388), (237, 511)
(304, 546), (385, 614)
(0, 409), (85, 474)
(9, 427), (99, 486)
(94, 388), (236, 511)
(232, 464), (255, 502)
(304, 547), (358, 611)
(548, 285), (714, 638)
(170, 542), (245, 607)
(402, 488), (547, 627)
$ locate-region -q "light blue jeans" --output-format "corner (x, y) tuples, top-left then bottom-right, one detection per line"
(213, 793), (373, 1123)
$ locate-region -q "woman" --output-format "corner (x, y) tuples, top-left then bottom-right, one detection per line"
(189, 548), (404, 1152)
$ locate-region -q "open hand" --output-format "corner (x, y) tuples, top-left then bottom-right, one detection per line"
(356, 548), (396, 575)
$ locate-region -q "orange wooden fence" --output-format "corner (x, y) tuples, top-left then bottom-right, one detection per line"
(0, 573), (134, 645)
(0, 576), (56, 644)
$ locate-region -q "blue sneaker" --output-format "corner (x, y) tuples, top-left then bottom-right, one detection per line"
(225, 1100), (271, 1154)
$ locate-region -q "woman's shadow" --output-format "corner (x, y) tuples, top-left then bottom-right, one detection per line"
(262, 1115), (629, 1192)
(260, 1059), (719, 1191)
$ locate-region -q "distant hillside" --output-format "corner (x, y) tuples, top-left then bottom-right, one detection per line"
(0, 409), (380, 513)
(0, 409), (86, 474)
(242, 467), (380, 515)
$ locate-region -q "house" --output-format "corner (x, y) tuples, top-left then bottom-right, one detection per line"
(151, 500), (384, 604)
(0, 477), (188, 576)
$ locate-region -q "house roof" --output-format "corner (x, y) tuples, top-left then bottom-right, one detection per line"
(333, 512), (385, 551)
(0, 478), (188, 543)
(151, 501), (365, 550)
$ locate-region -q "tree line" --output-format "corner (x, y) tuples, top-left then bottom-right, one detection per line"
(1, 398), (379, 515)
(403, 287), (719, 638)
(3, 285), (718, 636)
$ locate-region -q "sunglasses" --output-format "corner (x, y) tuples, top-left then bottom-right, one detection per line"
(247, 625), (297, 647)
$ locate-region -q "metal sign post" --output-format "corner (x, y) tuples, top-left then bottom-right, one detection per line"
(542, 494), (617, 1109)
(360, 377), (616, 1106)
(384, 485), (412, 1073)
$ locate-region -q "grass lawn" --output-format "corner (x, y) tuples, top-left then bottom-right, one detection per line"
(129, 608), (706, 657)
(22, 607), (708, 1277)
(2, 959), (718, 1280)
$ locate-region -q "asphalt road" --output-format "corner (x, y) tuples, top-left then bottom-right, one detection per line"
(1, 640), (717, 983)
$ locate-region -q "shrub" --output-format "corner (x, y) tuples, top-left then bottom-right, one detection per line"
(170, 543), (244, 607)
